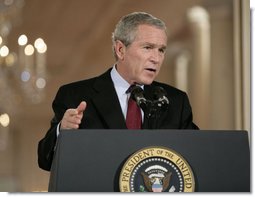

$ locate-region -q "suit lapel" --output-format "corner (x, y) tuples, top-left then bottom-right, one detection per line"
(91, 69), (127, 129)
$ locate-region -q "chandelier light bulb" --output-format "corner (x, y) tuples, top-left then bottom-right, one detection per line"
(0, 45), (9, 57)
(24, 44), (34, 56)
(18, 34), (28, 46)
(34, 38), (44, 48)
(34, 38), (47, 53)
(0, 113), (10, 127)
(36, 77), (46, 89)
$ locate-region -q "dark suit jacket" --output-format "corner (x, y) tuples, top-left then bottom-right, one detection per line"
(38, 68), (198, 171)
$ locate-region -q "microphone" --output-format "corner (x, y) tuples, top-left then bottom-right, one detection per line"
(129, 85), (147, 109)
(153, 86), (169, 109)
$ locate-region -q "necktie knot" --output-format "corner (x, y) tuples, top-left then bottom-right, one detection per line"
(126, 84), (136, 94)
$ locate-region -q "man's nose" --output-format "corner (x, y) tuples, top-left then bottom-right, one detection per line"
(150, 50), (161, 64)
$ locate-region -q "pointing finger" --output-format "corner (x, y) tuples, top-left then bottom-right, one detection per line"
(77, 101), (86, 114)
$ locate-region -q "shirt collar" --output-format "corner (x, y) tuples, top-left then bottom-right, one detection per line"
(110, 65), (144, 93)
(110, 65), (130, 94)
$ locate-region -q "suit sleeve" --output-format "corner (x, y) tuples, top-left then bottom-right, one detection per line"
(37, 86), (69, 171)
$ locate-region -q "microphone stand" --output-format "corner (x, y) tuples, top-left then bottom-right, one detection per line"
(142, 100), (165, 129)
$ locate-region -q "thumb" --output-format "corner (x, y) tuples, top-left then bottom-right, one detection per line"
(76, 101), (86, 114)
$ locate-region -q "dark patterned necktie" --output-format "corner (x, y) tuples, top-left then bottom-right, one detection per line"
(126, 87), (142, 129)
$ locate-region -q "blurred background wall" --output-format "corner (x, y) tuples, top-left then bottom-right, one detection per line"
(0, 0), (250, 192)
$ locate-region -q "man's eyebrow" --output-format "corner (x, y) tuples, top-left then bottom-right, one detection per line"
(142, 42), (154, 46)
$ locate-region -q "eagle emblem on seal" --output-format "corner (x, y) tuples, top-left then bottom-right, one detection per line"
(141, 165), (172, 192)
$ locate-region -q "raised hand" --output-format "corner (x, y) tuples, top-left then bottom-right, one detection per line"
(60, 101), (87, 129)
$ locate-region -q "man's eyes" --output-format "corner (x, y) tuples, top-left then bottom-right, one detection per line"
(144, 46), (153, 50)
(159, 48), (166, 53)
(143, 46), (166, 54)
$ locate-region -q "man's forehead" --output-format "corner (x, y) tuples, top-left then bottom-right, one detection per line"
(134, 25), (167, 42)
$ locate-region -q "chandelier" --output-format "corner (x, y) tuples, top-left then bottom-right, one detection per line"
(0, 0), (47, 147)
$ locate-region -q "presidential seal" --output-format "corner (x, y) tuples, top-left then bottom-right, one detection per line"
(119, 146), (195, 192)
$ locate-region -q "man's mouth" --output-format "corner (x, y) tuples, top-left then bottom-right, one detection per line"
(145, 68), (156, 73)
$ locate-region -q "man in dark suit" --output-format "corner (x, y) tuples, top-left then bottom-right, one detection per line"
(38, 12), (198, 171)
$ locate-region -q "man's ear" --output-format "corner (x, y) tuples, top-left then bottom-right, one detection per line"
(114, 40), (126, 60)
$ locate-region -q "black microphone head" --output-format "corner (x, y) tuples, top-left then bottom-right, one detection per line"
(128, 85), (147, 108)
(153, 86), (169, 108)
(128, 85), (143, 97)
(153, 86), (167, 99)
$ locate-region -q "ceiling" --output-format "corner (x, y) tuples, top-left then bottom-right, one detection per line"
(8, 0), (205, 82)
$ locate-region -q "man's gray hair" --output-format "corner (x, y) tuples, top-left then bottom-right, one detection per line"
(112, 12), (167, 60)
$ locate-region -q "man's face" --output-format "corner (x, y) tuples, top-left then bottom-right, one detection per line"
(117, 24), (167, 85)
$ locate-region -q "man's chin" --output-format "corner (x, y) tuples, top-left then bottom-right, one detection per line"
(140, 81), (153, 85)
(141, 79), (154, 85)
(134, 78), (154, 86)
